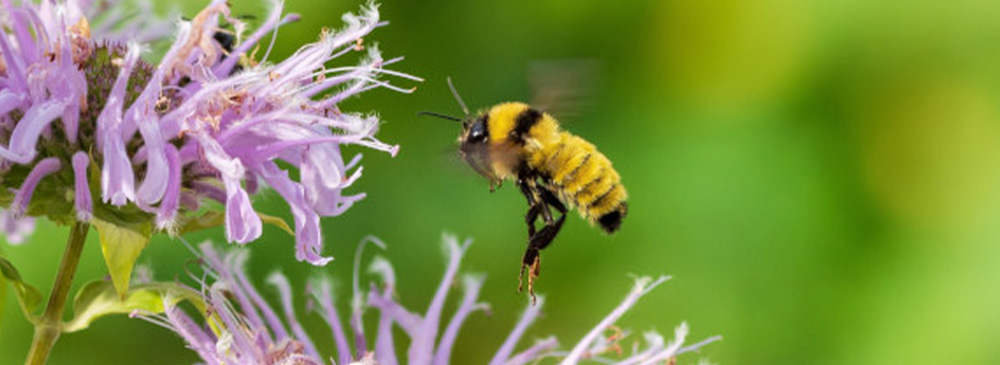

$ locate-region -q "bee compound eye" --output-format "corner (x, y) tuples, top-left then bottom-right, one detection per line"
(471, 120), (487, 140)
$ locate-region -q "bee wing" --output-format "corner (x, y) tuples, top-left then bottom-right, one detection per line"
(529, 59), (601, 121)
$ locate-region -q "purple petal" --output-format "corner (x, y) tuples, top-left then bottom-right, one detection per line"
(199, 244), (271, 344)
(207, 284), (260, 362)
(373, 287), (399, 365)
(0, 90), (26, 121)
(131, 93), (169, 207)
(223, 247), (291, 341)
(350, 236), (387, 356)
(155, 145), (182, 229)
(366, 285), (421, 336)
(47, 40), (87, 144)
(676, 335), (724, 356)
(310, 278), (353, 364)
(162, 304), (219, 363)
(256, 162), (330, 265)
(0, 99), (65, 164)
(11, 157), (61, 217)
(97, 43), (143, 206)
(433, 275), (487, 365)
(410, 234), (469, 364)
(635, 323), (689, 364)
(0, 18), (27, 87)
(505, 337), (559, 365)
(559, 276), (670, 364)
(72, 151), (93, 221)
(490, 296), (545, 365)
(223, 186), (262, 243)
(299, 145), (347, 215)
(266, 272), (321, 361)
(192, 132), (262, 244)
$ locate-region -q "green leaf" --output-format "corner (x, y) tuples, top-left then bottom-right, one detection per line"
(0, 255), (43, 324)
(90, 217), (152, 300)
(176, 210), (294, 236)
(63, 280), (204, 333)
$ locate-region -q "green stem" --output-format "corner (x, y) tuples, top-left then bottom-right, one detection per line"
(24, 222), (89, 365)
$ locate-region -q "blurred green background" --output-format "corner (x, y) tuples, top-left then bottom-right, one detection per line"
(4, 0), (1000, 363)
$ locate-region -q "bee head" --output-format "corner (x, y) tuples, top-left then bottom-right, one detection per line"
(461, 114), (489, 144)
(416, 78), (500, 181)
(418, 77), (488, 145)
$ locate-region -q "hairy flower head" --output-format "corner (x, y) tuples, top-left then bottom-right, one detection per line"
(134, 235), (721, 364)
(0, 0), (417, 264)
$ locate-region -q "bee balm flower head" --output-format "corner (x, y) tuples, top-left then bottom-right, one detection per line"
(135, 235), (720, 365)
(0, 0), (417, 264)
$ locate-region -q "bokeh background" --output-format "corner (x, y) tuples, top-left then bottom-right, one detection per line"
(4, 0), (1000, 363)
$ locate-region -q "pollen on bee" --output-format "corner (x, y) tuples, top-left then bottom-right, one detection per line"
(354, 38), (364, 51)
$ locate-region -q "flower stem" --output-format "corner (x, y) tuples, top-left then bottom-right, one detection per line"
(24, 222), (90, 365)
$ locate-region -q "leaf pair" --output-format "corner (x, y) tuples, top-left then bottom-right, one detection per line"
(1, 254), (201, 333)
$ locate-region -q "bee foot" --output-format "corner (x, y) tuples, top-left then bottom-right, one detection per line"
(519, 249), (542, 305)
(518, 263), (526, 293)
(527, 255), (540, 305)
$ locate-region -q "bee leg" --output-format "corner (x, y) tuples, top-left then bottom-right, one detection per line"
(525, 203), (542, 237)
(519, 192), (567, 303)
(519, 204), (543, 300)
(517, 176), (546, 302)
(518, 247), (541, 304)
(540, 187), (567, 216)
(532, 187), (567, 251)
(528, 210), (565, 252)
(518, 214), (564, 304)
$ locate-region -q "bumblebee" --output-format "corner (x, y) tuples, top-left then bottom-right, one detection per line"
(421, 79), (628, 299)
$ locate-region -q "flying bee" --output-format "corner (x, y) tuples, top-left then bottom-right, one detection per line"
(420, 78), (628, 300)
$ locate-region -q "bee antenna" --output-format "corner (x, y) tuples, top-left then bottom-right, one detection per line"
(447, 77), (471, 116)
(417, 111), (463, 122)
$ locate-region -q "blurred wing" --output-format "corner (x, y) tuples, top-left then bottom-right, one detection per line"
(529, 59), (601, 121)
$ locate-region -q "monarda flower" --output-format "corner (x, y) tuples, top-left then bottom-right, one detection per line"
(0, 0), (415, 267)
(134, 235), (721, 364)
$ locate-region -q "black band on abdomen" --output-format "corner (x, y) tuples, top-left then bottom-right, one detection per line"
(510, 107), (542, 144)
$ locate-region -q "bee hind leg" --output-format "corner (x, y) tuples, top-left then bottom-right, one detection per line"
(525, 203), (542, 237)
(518, 203), (545, 303)
(532, 187), (567, 251)
(518, 190), (568, 304)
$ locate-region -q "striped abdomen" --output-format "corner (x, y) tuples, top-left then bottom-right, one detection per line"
(538, 132), (627, 233)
